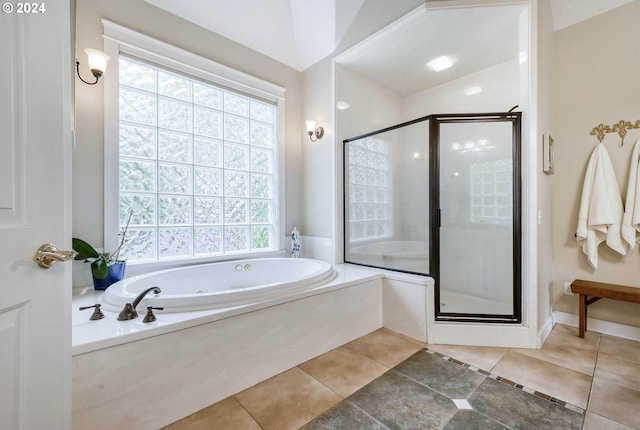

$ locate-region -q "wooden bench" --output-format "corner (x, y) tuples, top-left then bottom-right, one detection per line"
(570, 279), (640, 338)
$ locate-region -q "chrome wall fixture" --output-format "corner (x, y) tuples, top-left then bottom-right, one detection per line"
(75, 48), (110, 85)
(306, 120), (324, 142)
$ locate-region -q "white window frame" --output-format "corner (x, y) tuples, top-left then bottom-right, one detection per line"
(102, 20), (286, 270)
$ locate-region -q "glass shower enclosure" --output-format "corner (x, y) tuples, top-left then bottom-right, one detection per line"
(344, 112), (521, 323)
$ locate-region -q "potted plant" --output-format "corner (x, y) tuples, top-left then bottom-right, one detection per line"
(73, 212), (132, 290)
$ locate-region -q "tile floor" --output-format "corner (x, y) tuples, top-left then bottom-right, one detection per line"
(164, 324), (640, 430)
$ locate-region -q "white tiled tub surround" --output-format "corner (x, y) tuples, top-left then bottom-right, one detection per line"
(72, 262), (432, 429)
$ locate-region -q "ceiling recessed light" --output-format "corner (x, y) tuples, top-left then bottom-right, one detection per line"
(336, 101), (350, 110)
(464, 86), (483, 96)
(427, 56), (452, 72)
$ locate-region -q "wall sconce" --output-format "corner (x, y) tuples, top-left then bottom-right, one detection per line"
(305, 120), (324, 142)
(76, 48), (110, 85)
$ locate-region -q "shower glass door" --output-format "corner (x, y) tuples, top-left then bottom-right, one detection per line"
(344, 118), (431, 275)
(432, 113), (521, 322)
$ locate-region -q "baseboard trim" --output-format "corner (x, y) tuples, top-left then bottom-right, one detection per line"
(552, 311), (640, 342)
(536, 315), (554, 348)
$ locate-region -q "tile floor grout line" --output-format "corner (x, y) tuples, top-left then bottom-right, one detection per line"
(232, 394), (266, 430)
(385, 365), (470, 402)
(461, 404), (519, 430)
(341, 342), (402, 369)
(425, 347), (586, 415)
(587, 336), (640, 429)
(435, 404), (463, 430)
(489, 346), (510, 373)
(592, 357), (640, 392)
(295, 365), (347, 401)
(397, 349), (490, 401)
(343, 399), (394, 430)
(588, 410), (638, 430)
(584, 338), (602, 415)
(291, 365), (352, 429)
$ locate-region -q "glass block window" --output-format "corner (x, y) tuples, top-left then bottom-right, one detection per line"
(347, 137), (391, 241)
(118, 56), (278, 260)
(470, 159), (512, 225)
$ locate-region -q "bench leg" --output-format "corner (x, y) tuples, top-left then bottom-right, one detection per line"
(578, 294), (587, 338)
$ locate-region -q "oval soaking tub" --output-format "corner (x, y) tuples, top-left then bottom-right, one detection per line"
(102, 258), (336, 312)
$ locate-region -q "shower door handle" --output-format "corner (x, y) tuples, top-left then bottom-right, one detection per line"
(437, 209), (442, 228)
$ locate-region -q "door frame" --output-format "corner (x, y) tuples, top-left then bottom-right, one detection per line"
(430, 112), (522, 323)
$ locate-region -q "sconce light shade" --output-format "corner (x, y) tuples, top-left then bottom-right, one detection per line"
(76, 48), (110, 85)
(85, 49), (109, 76)
(305, 120), (324, 142)
(305, 120), (316, 133)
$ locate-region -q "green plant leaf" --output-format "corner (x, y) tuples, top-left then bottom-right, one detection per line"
(91, 259), (109, 279)
(72, 238), (100, 259)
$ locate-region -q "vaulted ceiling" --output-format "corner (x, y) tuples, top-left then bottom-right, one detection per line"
(144, 0), (366, 71)
(144, 0), (635, 72)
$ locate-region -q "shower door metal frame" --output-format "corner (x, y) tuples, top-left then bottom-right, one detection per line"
(343, 115), (433, 276)
(430, 112), (522, 323)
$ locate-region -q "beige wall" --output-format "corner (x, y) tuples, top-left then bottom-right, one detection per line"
(536, 0), (554, 332)
(551, 1), (640, 327)
(73, 0), (303, 253)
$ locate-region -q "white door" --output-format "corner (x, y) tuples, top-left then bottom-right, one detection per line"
(0, 3), (72, 429)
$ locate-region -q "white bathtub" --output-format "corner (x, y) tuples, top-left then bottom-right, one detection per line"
(102, 257), (336, 312)
(73, 263), (395, 430)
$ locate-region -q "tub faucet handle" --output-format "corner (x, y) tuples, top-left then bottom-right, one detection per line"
(79, 304), (105, 321)
(142, 306), (164, 323)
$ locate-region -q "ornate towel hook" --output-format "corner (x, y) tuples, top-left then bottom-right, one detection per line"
(589, 124), (610, 143)
(589, 119), (640, 146)
(611, 120), (633, 147)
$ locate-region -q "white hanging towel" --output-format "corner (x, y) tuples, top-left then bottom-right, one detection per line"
(576, 143), (627, 269)
(622, 138), (640, 249)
